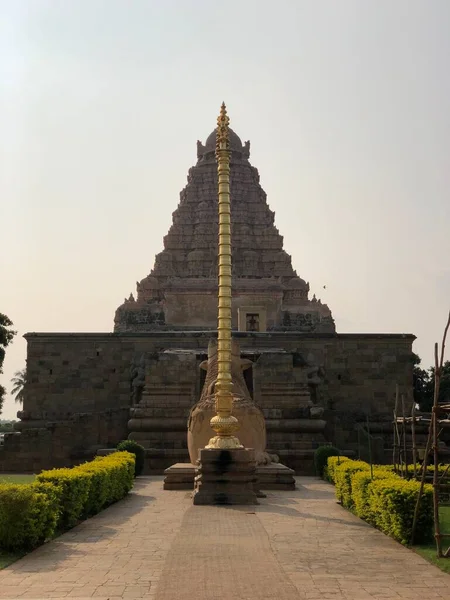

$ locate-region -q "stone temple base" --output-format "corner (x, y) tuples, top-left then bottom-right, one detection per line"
(193, 448), (259, 506)
(164, 460), (296, 491)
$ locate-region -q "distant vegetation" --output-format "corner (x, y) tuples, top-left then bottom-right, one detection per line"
(413, 353), (450, 412)
(10, 369), (26, 404)
(0, 421), (17, 433)
(0, 314), (17, 415)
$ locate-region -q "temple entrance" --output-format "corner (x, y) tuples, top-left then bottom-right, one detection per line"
(246, 313), (260, 332)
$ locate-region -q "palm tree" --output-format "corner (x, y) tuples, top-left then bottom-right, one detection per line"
(11, 368), (26, 404)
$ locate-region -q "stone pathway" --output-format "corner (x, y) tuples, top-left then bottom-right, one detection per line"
(1, 477), (449, 599)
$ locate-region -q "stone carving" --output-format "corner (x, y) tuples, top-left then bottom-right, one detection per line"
(129, 354), (146, 404)
(292, 350), (326, 415)
(196, 141), (206, 159)
(187, 338), (273, 465)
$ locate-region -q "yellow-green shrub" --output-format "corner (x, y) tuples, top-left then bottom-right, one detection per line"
(37, 451), (135, 528)
(325, 455), (350, 484)
(334, 460), (369, 508)
(90, 452), (135, 503)
(0, 482), (61, 551)
(404, 463), (449, 478)
(37, 468), (91, 529)
(0, 453), (135, 552)
(351, 468), (399, 522)
(368, 478), (433, 544)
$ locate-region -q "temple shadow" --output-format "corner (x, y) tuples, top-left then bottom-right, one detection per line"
(255, 503), (369, 528)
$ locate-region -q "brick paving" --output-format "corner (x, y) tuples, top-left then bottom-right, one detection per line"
(1, 477), (449, 599)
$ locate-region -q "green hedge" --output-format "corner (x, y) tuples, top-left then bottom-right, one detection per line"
(334, 459), (369, 508)
(37, 467), (91, 529)
(351, 468), (393, 522)
(314, 446), (341, 478)
(369, 478), (433, 545)
(0, 451), (136, 552)
(326, 456), (433, 545)
(37, 451), (135, 529)
(324, 455), (349, 483)
(116, 440), (145, 476)
(0, 482), (61, 551)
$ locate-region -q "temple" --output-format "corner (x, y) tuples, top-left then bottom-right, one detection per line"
(114, 128), (334, 335)
(0, 123), (415, 475)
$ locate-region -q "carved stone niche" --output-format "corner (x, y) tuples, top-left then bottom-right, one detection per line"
(238, 306), (267, 333)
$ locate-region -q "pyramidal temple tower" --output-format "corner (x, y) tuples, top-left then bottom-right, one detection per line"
(1, 120), (415, 478)
(115, 128), (334, 334)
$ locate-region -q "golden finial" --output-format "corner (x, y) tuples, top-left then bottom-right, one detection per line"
(216, 102), (230, 154)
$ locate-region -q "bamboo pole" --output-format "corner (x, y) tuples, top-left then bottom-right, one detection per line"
(393, 385), (400, 475)
(411, 418), (433, 545)
(411, 399), (417, 479)
(366, 413), (373, 479)
(401, 393), (408, 478)
(433, 342), (442, 557)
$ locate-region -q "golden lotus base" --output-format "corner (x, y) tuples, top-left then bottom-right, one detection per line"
(205, 435), (243, 450)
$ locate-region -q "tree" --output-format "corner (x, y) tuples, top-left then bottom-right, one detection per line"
(11, 368), (26, 404)
(412, 353), (432, 412)
(0, 313), (17, 415)
(412, 353), (450, 412)
(428, 361), (450, 405)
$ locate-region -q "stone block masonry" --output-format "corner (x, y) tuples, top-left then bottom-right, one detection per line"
(0, 330), (414, 474)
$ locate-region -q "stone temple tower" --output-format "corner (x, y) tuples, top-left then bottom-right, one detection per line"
(114, 128), (334, 333)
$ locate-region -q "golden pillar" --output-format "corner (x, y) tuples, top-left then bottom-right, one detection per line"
(206, 103), (243, 450)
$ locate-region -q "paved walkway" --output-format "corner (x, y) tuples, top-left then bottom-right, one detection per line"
(1, 477), (449, 599)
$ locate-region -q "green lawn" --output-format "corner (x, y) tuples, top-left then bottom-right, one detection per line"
(0, 551), (25, 570)
(413, 506), (450, 574)
(0, 474), (35, 485)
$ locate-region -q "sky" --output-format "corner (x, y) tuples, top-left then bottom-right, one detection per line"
(1, 0), (449, 420)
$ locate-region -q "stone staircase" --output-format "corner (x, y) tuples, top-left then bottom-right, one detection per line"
(128, 379), (194, 473)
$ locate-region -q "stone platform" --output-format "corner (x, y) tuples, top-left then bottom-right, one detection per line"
(164, 461), (296, 491)
(193, 448), (259, 505)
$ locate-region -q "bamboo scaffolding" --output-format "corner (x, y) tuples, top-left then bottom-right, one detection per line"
(410, 310), (450, 555)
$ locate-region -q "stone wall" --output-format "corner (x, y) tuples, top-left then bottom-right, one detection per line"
(0, 331), (415, 473)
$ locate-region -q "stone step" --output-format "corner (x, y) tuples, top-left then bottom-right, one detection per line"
(130, 408), (191, 417)
(143, 385), (193, 394)
(138, 400), (194, 408)
(135, 440), (188, 450)
(145, 448), (190, 458)
(268, 440), (322, 450)
(130, 430), (187, 442)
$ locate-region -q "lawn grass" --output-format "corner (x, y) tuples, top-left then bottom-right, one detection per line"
(413, 506), (450, 574)
(0, 551), (24, 570)
(0, 474), (35, 485)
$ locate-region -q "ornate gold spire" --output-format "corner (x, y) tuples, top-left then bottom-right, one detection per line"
(206, 103), (242, 450)
(216, 102), (230, 153)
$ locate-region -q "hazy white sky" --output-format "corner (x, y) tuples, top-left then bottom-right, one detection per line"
(1, 0), (449, 420)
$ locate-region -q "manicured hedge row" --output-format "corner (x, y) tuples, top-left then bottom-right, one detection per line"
(325, 456), (433, 545)
(0, 481), (61, 551)
(0, 452), (135, 551)
(37, 451), (135, 529)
